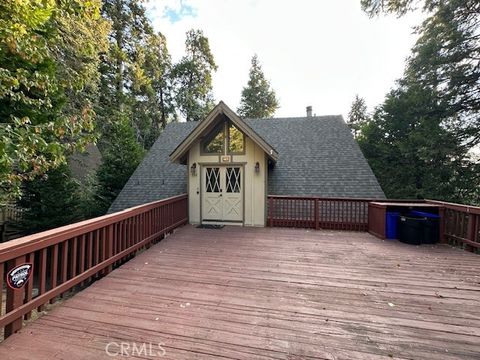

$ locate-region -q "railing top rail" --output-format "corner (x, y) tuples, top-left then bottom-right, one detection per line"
(268, 195), (379, 201)
(267, 195), (425, 203)
(0, 194), (187, 261)
(426, 199), (480, 215)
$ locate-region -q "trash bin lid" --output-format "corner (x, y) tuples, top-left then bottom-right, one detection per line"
(410, 210), (440, 219)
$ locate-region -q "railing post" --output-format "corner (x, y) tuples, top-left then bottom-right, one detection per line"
(106, 225), (113, 274)
(5, 255), (26, 337)
(438, 207), (446, 243)
(268, 197), (273, 227)
(314, 198), (319, 230)
(466, 211), (477, 251)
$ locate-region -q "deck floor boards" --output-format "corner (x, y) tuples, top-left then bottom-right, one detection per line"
(0, 225), (479, 359)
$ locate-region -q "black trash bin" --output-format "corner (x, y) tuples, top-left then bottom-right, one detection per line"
(410, 211), (440, 244)
(398, 216), (426, 245)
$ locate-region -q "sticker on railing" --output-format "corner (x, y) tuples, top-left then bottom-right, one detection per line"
(6, 263), (33, 290)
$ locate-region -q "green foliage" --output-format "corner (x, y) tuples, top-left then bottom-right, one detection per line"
(407, 0), (480, 145)
(94, 0), (177, 215)
(76, 173), (105, 219)
(2, 0), (220, 225)
(237, 55), (279, 119)
(131, 32), (176, 148)
(95, 115), (144, 214)
(359, 0), (480, 205)
(348, 95), (369, 138)
(0, 0), (108, 206)
(99, 0), (176, 149)
(361, 0), (421, 17)
(362, 0), (480, 145)
(17, 164), (82, 234)
(358, 81), (480, 204)
(172, 29), (218, 122)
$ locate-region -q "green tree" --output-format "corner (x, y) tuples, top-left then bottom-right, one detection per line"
(95, 115), (144, 214)
(99, 0), (154, 142)
(172, 29), (218, 122)
(95, 0), (175, 214)
(362, 0), (480, 145)
(358, 82), (480, 203)
(237, 55), (279, 118)
(17, 164), (82, 234)
(348, 95), (369, 138)
(359, 0), (480, 205)
(0, 0), (108, 206)
(131, 32), (176, 148)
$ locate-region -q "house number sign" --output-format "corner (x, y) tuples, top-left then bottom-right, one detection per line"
(221, 155), (231, 163)
(6, 263), (33, 290)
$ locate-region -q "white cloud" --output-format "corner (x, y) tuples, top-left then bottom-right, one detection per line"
(146, 0), (424, 119)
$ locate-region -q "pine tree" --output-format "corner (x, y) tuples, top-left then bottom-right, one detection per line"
(358, 81), (480, 204)
(348, 95), (369, 138)
(172, 29), (218, 122)
(95, 114), (145, 214)
(359, 0), (480, 205)
(361, 0), (480, 145)
(131, 32), (175, 148)
(99, 0), (153, 137)
(95, 0), (175, 213)
(18, 164), (82, 234)
(237, 55), (279, 119)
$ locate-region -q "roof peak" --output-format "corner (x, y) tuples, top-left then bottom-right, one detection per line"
(169, 101), (279, 163)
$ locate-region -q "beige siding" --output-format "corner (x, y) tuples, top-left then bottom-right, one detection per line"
(188, 137), (266, 226)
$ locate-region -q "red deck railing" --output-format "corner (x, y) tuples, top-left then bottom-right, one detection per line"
(0, 194), (188, 339)
(426, 200), (480, 252)
(267, 196), (373, 231)
(268, 195), (480, 253)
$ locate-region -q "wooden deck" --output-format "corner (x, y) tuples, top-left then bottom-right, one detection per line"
(0, 225), (479, 359)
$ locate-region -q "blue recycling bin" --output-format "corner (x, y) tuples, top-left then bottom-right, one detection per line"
(386, 212), (400, 239)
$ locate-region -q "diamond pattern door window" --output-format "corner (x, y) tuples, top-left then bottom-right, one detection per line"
(205, 167), (220, 193)
(226, 167), (241, 193)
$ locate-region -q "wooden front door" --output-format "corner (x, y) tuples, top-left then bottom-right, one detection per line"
(202, 166), (243, 223)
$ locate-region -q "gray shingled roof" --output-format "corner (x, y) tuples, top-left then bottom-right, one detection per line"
(108, 116), (385, 213)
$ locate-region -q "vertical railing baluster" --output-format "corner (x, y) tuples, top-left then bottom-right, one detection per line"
(101, 227), (107, 274)
(106, 225), (113, 274)
(95, 230), (100, 273)
(0, 261), (4, 317)
(49, 245), (58, 304)
(23, 252), (35, 319)
(61, 240), (69, 297)
(71, 236), (78, 285)
(37, 248), (47, 311)
(86, 232), (93, 282)
(79, 234), (86, 287)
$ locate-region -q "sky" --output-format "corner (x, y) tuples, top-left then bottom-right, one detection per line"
(145, 0), (425, 119)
